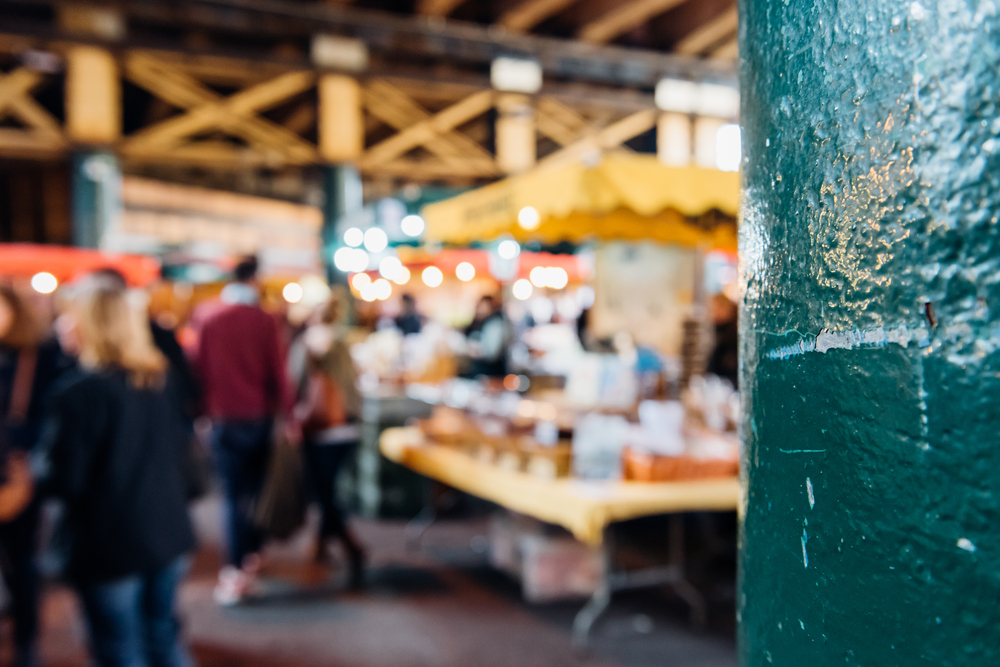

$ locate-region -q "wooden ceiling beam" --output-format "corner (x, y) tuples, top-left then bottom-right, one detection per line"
(675, 6), (738, 55)
(123, 59), (317, 163)
(0, 68), (65, 142)
(415, 0), (466, 18)
(499, 0), (581, 33)
(363, 90), (495, 166)
(535, 97), (593, 146)
(539, 108), (656, 167)
(711, 36), (738, 59)
(45, 0), (736, 87)
(363, 80), (493, 163)
(578, 0), (688, 44)
(359, 158), (498, 180)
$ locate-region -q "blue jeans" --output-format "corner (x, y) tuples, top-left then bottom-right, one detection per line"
(77, 556), (193, 667)
(211, 419), (272, 567)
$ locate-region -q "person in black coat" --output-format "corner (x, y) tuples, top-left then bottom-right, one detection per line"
(41, 285), (196, 667)
(0, 285), (73, 667)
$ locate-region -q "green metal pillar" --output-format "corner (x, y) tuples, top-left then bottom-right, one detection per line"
(739, 1), (1000, 665)
(71, 151), (121, 249)
(322, 163), (363, 284)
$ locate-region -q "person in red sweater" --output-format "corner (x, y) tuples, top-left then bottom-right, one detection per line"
(196, 256), (296, 605)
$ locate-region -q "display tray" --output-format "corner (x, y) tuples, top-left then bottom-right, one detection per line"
(621, 446), (739, 482)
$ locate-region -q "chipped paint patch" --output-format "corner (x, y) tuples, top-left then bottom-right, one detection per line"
(957, 538), (976, 552)
(767, 323), (930, 360)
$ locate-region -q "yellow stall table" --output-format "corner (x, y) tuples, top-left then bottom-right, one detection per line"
(380, 427), (740, 546)
(380, 427), (741, 647)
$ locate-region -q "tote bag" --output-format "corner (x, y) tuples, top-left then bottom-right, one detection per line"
(254, 433), (307, 540)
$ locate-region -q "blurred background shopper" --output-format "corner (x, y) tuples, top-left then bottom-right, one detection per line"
(197, 256), (296, 605)
(461, 295), (509, 379)
(42, 285), (195, 667)
(294, 294), (366, 586)
(0, 285), (71, 667)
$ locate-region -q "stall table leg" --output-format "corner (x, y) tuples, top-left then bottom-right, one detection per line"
(572, 515), (706, 649)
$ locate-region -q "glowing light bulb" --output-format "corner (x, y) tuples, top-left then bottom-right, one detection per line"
(401, 214), (425, 237)
(517, 206), (540, 230)
(31, 272), (57, 294)
(364, 227), (388, 253)
(335, 247), (369, 273)
(716, 123), (742, 172)
(546, 267), (569, 290)
(393, 266), (411, 285)
(456, 262), (476, 282)
(512, 279), (533, 300)
(373, 279), (392, 300)
(529, 266), (547, 288)
(498, 239), (520, 260)
(379, 256), (403, 281)
(282, 282), (303, 303)
(422, 266), (443, 287)
(343, 227), (364, 247)
(351, 272), (371, 291)
(333, 248), (353, 272)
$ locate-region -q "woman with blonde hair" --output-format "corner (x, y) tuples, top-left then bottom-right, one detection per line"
(293, 290), (366, 585)
(0, 285), (72, 667)
(42, 286), (195, 667)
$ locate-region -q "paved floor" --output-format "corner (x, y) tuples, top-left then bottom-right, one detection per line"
(27, 498), (737, 667)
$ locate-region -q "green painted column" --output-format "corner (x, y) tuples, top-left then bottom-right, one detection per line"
(738, 1), (1000, 665)
(71, 151), (121, 249)
(322, 163), (363, 284)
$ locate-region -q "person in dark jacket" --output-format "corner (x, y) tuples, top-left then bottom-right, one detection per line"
(461, 295), (509, 378)
(707, 293), (739, 387)
(0, 285), (72, 667)
(394, 294), (423, 336)
(42, 285), (196, 667)
(294, 295), (366, 585)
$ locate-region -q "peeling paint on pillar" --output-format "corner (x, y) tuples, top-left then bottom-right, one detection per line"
(738, 1), (1000, 665)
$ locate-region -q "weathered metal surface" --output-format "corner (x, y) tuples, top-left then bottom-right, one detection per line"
(738, 0), (1000, 664)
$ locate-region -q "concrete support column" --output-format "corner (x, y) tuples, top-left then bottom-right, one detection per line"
(495, 93), (536, 174)
(318, 75), (364, 164)
(71, 152), (121, 249)
(65, 46), (121, 145)
(656, 112), (692, 166)
(739, 1), (1000, 665)
(322, 163), (363, 282)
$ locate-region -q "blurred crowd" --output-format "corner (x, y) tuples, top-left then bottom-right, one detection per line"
(0, 256), (367, 667)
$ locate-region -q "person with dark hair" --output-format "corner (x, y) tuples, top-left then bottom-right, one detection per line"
(0, 285), (72, 667)
(232, 256), (259, 284)
(707, 293), (739, 387)
(394, 294), (422, 336)
(41, 286), (196, 667)
(196, 255), (297, 605)
(461, 295), (509, 378)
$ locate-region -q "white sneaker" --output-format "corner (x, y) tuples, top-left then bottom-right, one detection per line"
(213, 565), (254, 606)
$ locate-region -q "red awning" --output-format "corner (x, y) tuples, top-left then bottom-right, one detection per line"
(0, 244), (161, 287)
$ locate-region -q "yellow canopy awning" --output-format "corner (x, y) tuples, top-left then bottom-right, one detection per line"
(422, 154), (739, 249)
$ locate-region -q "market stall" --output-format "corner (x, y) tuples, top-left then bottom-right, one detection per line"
(369, 155), (743, 642)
